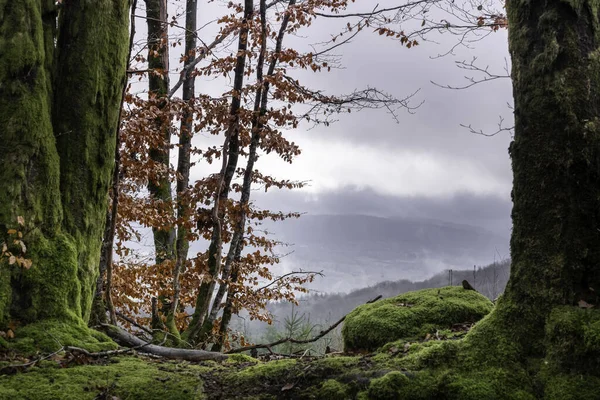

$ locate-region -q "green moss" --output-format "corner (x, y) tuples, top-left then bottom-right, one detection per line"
(313, 355), (361, 371)
(342, 287), (493, 352)
(0, 0), (63, 326)
(53, 0), (130, 323)
(316, 379), (349, 400)
(543, 374), (600, 400)
(543, 306), (600, 374)
(365, 370), (446, 400)
(442, 369), (536, 400)
(231, 359), (297, 385)
(402, 340), (460, 370)
(0, 356), (205, 399)
(224, 353), (259, 364)
(366, 371), (409, 400)
(8, 320), (116, 354)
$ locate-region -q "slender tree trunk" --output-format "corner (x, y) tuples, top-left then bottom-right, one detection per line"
(166, 0), (198, 337)
(145, 0), (176, 332)
(145, 0), (176, 267)
(184, 0), (254, 344)
(208, 0), (296, 350)
(466, 0), (600, 363)
(0, 0), (129, 337)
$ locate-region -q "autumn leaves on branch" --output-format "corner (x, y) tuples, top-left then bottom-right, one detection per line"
(97, 0), (506, 351)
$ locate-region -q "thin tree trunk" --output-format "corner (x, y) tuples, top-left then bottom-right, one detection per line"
(0, 0), (129, 331)
(145, 0), (176, 267)
(166, 0), (198, 337)
(184, 0), (254, 344)
(210, 0), (296, 351)
(145, 0), (176, 332)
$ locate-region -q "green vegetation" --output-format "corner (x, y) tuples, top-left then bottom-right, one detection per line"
(7, 319), (117, 355)
(1, 288), (599, 399)
(342, 286), (493, 352)
(0, 357), (206, 400)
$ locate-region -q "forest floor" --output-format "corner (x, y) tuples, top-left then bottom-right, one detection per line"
(1, 286), (598, 399)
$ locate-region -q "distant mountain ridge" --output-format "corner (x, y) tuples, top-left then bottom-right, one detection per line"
(268, 214), (510, 293)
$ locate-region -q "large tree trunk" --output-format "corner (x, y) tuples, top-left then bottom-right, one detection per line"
(0, 0), (129, 346)
(465, 0), (600, 368)
(92, 0), (138, 328)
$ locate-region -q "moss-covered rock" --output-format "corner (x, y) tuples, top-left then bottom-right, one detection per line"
(342, 287), (493, 352)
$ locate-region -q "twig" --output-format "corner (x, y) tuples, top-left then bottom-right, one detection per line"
(0, 347), (65, 375)
(255, 270), (323, 292)
(116, 311), (153, 335)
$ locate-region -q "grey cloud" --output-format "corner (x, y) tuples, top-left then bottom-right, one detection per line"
(253, 186), (512, 237)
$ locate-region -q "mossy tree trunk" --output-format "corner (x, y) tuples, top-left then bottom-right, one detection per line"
(470, 0), (600, 360)
(145, 0), (176, 334)
(145, 0), (176, 268)
(0, 0), (129, 331)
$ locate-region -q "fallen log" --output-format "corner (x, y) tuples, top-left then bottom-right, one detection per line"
(100, 324), (228, 361)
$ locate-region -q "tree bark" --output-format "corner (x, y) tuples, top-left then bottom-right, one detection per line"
(468, 0), (600, 360)
(145, 0), (176, 266)
(184, 0), (254, 344)
(0, 0), (129, 330)
(92, 0), (138, 328)
(208, 0), (296, 350)
(166, 0), (198, 337)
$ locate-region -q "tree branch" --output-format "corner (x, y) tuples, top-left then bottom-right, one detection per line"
(100, 324), (228, 361)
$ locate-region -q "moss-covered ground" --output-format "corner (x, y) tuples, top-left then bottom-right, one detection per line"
(0, 356), (207, 399)
(1, 287), (599, 399)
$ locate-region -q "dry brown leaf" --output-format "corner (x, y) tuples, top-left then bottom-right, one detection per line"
(578, 300), (594, 309)
(22, 259), (32, 269)
(281, 383), (295, 392)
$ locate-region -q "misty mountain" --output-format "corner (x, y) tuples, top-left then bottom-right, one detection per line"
(268, 214), (510, 293)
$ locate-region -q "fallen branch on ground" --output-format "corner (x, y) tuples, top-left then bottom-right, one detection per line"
(100, 324), (228, 361)
(0, 346), (65, 375)
(225, 295), (382, 354)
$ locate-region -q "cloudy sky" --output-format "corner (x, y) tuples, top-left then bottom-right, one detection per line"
(131, 0), (514, 285)
(225, 0), (514, 235)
